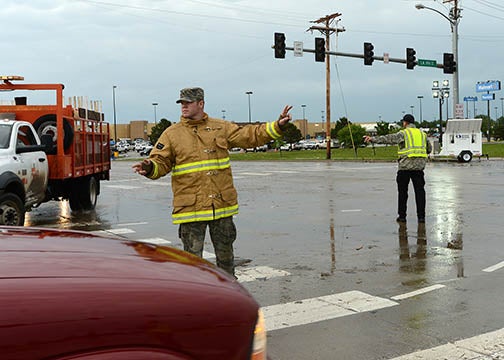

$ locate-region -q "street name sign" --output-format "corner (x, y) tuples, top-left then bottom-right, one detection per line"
(418, 59), (437, 67)
(293, 41), (303, 57)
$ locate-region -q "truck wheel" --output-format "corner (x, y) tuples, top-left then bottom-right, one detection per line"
(458, 151), (473, 163)
(68, 191), (82, 212)
(0, 193), (25, 226)
(79, 177), (98, 210)
(33, 114), (74, 154)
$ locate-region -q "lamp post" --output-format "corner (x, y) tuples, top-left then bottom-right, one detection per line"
(417, 95), (424, 122)
(112, 85), (117, 143)
(410, 105), (414, 116)
(245, 91), (253, 123)
(152, 102), (158, 124)
(495, 106), (498, 120)
(222, 109), (226, 120)
(500, 97), (504, 119)
(301, 104), (306, 120)
(432, 80), (450, 146)
(416, 2), (461, 117)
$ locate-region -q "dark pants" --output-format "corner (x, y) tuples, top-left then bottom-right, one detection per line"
(396, 170), (426, 219)
(178, 216), (236, 276)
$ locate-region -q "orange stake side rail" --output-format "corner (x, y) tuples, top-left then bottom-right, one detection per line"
(0, 81), (110, 181)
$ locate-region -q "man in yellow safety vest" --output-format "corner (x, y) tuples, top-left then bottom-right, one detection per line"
(364, 114), (431, 223)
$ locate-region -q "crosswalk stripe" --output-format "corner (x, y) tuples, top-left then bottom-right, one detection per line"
(388, 327), (504, 359)
(262, 290), (398, 332)
(237, 266), (290, 283)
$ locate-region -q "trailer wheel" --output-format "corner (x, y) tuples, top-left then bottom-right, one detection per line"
(79, 176), (98, 210)
(458, 151), (473, 163)
(0, 193), (25, 226)
(33, 114), (74, 154)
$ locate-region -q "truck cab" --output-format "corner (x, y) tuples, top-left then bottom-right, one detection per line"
(0, 119), (49, 225)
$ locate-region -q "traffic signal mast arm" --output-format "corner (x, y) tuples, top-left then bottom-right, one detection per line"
(273, 45), (447, 70)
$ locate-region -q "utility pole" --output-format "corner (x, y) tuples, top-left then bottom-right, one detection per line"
(308, 13), (345, 160)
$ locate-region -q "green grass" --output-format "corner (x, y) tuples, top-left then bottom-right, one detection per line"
(483, 143), (504, 157)
(229, 146), (399, 161)
(229, 143), (504, 161)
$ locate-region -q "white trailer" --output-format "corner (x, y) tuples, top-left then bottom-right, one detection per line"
(436, 118), (482, 162)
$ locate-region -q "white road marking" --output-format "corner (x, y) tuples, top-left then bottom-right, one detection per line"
(482, 260), (504, 273)
(105, 185), (141, 190)
(136, 238), (172, 245)
(262, 290), (398, 332)
(203, 250), (216, 259)
(388, 327), (504, 359)
(391, 284), (446, 301)
(237, 266), (290, 283)
(107, 228), (136, 235)
(341, 209), (362, 213)
(239, 172), (272, 176)
(116, 222), (148, 227)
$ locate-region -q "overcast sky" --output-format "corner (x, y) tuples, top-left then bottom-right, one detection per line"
(2, 0), (503, 125)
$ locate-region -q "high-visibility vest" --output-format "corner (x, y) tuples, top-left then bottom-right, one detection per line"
(397, 128), (428, 158)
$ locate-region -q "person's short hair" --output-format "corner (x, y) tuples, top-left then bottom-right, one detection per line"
(176, 87), (204, 103)
(401, 114), (415, 123)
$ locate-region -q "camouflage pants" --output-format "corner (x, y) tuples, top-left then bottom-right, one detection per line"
(178, 216), (236, 276)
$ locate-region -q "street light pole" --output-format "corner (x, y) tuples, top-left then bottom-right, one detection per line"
(416, 1), (461, 117)
(301, 104), (306, 121)
(417, 95), (424, 122)
(152, 102), (158, 124)
(112, 85), (117, 143)
(500, 97), (504, 119)
(246, 91), (253, 123)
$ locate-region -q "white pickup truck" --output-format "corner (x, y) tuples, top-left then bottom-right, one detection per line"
(0, 119), (50, 225)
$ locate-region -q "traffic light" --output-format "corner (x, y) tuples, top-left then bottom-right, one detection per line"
(315, 37), (325, 62)
(274, 32), (286, 59)
(363, 42), (374, 65)
(443, 53), (456, 74)
(406, 48), (416, 69)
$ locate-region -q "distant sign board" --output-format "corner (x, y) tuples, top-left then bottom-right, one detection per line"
(463, 96), (478, 102)
(455, 104), (464, 119)
(418, 59), (437, 67)
(482, 93), (495, 101)
(293, 41), (303, 57)
(476, 80), (501, 93)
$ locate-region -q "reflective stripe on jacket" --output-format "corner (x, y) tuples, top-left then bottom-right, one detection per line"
(147, 113), (283, 224)
(397, 128), (428, 158)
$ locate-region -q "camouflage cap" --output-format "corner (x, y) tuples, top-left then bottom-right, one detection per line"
(176, 87), (204, 103)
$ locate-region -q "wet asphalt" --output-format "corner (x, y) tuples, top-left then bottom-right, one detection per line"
(25, 157), (504, 360)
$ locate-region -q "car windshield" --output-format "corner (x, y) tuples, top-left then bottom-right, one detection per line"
(0, 124), (13, 149)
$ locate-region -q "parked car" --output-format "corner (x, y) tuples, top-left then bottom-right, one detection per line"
(245, 144), (268, 152)
(139, 143), (153, 156)
(0, 226), (267, 360)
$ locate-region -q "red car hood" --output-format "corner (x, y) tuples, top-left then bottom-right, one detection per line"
(0, 226), (234, 287)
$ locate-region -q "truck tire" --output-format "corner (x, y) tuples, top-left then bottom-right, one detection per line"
(68, 177), (98, 212)
(79, 176), (98, 210)
(33, 114), (74, 154)
(0, 193), (25, 226)
(458, 151), (472, 163)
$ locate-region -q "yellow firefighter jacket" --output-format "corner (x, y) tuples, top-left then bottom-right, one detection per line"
(146, 113), (284, 224)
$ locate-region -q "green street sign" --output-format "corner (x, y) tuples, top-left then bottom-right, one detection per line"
(418, 59), (437, 67)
